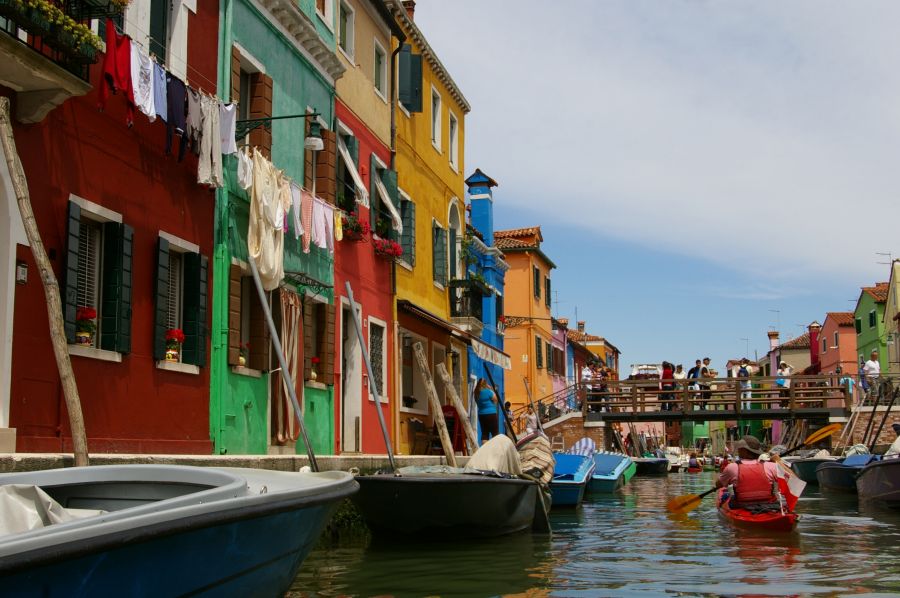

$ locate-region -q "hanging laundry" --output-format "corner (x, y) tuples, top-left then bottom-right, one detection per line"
(153, 62), (167, 122)
(290, 182), (303, 240)
(198, 94), (224, 188)
(334, 209), (343, 242)
(237, 147), (253, 190)
(219, 103), (238, 155)
(248, 150), (284, 291)
(98, 18), (135, 125)
(130, 41), (155, 122)
(278, 176), (292, 234)
(311, 197), (334, 254)
(182, 87), (203, 160)
(301, 189), (314, 254)
(165, 73), (186, 155)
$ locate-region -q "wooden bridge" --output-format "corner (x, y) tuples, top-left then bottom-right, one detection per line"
(513, 375), (853, 434)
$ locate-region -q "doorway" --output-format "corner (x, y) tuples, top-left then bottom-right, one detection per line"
(341, 304), (362, 452)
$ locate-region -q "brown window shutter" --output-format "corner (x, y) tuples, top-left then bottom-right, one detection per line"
(322, 303), (336, 384)
(303, 296), (314, 380)
(316, 128), (337, 204)
(228, 264), (242, 366)
(230, 46), (241, 105)
(248, 73), (273, 158)
(248, 289), (271, 371)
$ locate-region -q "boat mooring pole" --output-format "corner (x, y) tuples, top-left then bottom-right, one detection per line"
(345, 282), (397, 472)
(248, 259), (318, 472)
(868, 384), (897, 454)
(484, 363), (517, 442)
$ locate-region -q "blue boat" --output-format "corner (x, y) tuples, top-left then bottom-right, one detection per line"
(550, 453), (595, 507)
(587, 452), (633, 493)
(0, 465), (357, 596)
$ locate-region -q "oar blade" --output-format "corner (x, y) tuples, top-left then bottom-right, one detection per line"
(666, 493), (702, 514)
(806, 422), (841, 444)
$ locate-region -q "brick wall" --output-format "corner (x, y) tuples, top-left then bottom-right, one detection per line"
(543, 414), (607, 452)
(845, 408), (900, 450)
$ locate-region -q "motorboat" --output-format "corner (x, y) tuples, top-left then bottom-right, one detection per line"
(550, 453), (595, 507)
(587, 452), (633, 493)
(856, 457), (900, 508)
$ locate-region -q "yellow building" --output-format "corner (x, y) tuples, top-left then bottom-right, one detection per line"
(389, 0), (472, 454)
(495, 227), (556, 410)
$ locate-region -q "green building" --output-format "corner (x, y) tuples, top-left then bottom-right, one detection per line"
(854, 282), (889, 374)
(210, 0), (345, 454)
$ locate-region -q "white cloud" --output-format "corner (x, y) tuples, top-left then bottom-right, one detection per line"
(415, 1), (900, 283)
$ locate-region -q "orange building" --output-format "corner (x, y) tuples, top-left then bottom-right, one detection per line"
(495, 227), (556, 409)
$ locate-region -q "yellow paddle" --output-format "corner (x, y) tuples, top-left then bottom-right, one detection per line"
(665, 423), (842, 514)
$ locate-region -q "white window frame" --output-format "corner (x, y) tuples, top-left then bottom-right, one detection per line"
(124, 0), (196, 82)
(448, 111), (459, 171)
(430, 86), (442, 152)
(373, 38), (388, 102)
(400, 330), (429, 415)
(368, 316), (388, 403)
(337, 0), (354, 61)
(315, 0), (335, 31)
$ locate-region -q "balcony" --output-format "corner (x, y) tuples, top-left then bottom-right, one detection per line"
(449, 279), (488, 335)
(0, 1), (111, 123)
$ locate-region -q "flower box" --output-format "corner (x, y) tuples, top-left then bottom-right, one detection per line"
(372, 238), (402, 260)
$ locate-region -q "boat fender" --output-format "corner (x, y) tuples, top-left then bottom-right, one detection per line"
(348, 467), (360, 476)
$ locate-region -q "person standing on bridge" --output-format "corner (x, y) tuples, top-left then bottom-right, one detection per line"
(687, 360), (702, 408)
(661, 361), (675, 411)
(864, 350), (881, 403)
(738, 358), (752, 410)
(699, 357), (713, 410)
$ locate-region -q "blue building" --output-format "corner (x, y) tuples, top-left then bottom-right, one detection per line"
(458, 170), (511, 441)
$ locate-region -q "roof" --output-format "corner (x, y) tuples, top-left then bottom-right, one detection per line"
(494, 237), (532, 250)
(826, 312), (855, 327)
(388, 0), (470, 113)
(494, 227), (543, 241)
(863, 282), (890, 303)
(568, 329), (602, 343)
(779, 332), (810, 350)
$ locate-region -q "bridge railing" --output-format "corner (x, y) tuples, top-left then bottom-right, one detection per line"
(509, 382), (584, 435)
(582, 375), (851, 416)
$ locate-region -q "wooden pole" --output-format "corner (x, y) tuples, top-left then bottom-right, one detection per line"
(435, 362), (478, 453)
(412, 342), (457, 467)
(0, 98), (89, 466)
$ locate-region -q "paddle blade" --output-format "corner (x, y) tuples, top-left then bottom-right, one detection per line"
(805, 423), (842, 445)
(666, 493), (703, 514)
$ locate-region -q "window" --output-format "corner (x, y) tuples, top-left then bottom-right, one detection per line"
(399, 194), (416, 266)
(154, 234), (208, 367)
(855, 318), (862, 334)
(374, 40), (387, 99)
(431, 88), (441, 149)
(63, 199), (133, 355)
(496, 294), (504, 325)
(398, 44), (423, 112)
(231, 49), (271, 156)
(148, 0), (169, 61)
(545, 276), (551, 308)
(869, 310), (877, 328)
(228, 263), (269, 371)
(433, 223), (447, 286)
(369, 155), (400, 238)
(400, 332), (428, 412)
(546, 341), (553, 373)
(303, 297), (335, 383)
(533, 266), (541, 299)
(535, 336), (543, 369)
(338, 1), (354, 57)
(822, 338), (827, 354)
(448, 112), (459, 169)
(336, 128), (366, 210)
(369, 320), (386, 400)
(126, 0), (194, 81)
(450, 348), (463, 401)
(834, 332), (839, 348)
(315, 0), (334, 27)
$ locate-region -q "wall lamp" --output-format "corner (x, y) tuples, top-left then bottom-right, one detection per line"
(235, 112), (323, 150)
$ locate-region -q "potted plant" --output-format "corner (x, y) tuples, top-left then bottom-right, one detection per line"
(239, 342), (249, 367)
(309, 356), (320, 381)
(75, 306), (97, 346)
(373, 238), (402, 260)
(165, 328), (185, 362)
(342, 211), (370, 242)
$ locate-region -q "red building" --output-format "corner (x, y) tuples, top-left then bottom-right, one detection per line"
(0, 2), (219, 453)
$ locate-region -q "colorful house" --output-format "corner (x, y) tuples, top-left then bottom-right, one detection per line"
(495, 226), (556, 410)
(854, 282), (889, 372)
(389, 0), (472, 454)
(818, 312), (857, 375)
(883, 261), (900, 374)
(331, 0), (404, 454)
(550, 318), (568, 394)
(1, 1), (220, 453)
(210, 0), (345, 455)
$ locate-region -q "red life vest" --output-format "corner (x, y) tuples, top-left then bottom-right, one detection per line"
(735, 461), (776, 504)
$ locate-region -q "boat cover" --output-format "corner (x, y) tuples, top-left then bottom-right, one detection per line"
(517, 433), (555, 486)
(466, 435), (523, 476)
(568, 437), (596, 457)
(0, 484), (105, 536)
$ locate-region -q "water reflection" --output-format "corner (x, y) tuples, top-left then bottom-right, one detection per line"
(293, 472), (900, 597)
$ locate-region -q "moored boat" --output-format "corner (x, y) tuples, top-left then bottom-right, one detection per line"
(622, 459), (638, 484)
(634, 457), (669, 475)
(550, 453), (595, 507)
(587, 452), (633, 493)
(816, 454), (878, 492)
(856, 458), (900, 508)
(716, 488), (799, 533)
(0, 465), (356, 596)
(791, 456), (841, 484)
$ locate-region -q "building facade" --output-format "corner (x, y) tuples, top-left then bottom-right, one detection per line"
(854, 282), (889, 373)
(818, 312), (857, 375)
(883, 262), (900, 374)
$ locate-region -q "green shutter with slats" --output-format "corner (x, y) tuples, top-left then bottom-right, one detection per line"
(369, 153), (380, 231)
(433, 224), (447, 285)
(153, 237), (170, 361)
(545, 277), (551, 307)
(182, 252), (208, 367)
(546, 341), (553, 372)
(62, 202), (81, 344)
(533, 267), (540, 299)
(535, 336), (543, 369)
(398, 44), (423, 112)
(382, 168), (399, 241)
(100, 222), (133, 354)
(448, 227), (458, 280)
(401, 200), (415, 266)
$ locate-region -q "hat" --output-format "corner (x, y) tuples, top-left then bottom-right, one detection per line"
(733, 435), (763, 456)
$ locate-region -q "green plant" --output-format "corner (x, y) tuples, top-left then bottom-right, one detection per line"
(22, 0), (104, 50)
(75, 306), (97, 334)
(460, 234), (479, 267)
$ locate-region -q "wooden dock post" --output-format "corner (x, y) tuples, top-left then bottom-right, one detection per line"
(436, 362), (479, 453)
(412, 342), (457, 467)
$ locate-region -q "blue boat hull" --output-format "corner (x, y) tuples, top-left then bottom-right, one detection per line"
(550, 481), (588, 507)
(550, 453), (594, 507)
(0, 501), (338, 597)
(587, 475), (623, 493)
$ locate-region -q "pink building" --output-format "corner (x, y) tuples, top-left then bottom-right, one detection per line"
(818, 312), (857, 375)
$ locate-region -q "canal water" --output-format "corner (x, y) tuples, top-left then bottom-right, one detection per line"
(291, 471), (900, 596)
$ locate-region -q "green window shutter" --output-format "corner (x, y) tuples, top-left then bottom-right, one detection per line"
(433, 225), (447, 285)
(535, 336), (543, 369)
(382, 168), (399, 241)
(448, 227), (458, 280)
(855, 318), (862, 334)
(182, 252), (208, 367)
(545, 277), (551, 307)
(148, 0), (169, 60)
(398, 44), (423, 112)
(100, 222), (133, 354)
(546, 342), (553, 371)
(533, 267), (540, 299)
(347, 135), (358, 166)
(401, 200), (416, 266)
(153, 237), (170, 361)
(369, 153), (380, 231)
(62, 201), (81, 344)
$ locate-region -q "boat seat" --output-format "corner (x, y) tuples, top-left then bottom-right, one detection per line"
(550, 434), (565, 452)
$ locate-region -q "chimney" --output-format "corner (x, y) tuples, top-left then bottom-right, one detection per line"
(767, 330), (779, 351)
(558, 318), (569, 328)
(402, 0), (415, 20)
(577, 321), (585, 332)
(808, 321), (822, 370)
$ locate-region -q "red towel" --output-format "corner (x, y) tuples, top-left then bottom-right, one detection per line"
(98, 19), (135, 125)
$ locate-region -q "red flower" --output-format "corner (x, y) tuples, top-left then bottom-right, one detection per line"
(76, 307), (97, 321)
(373, 238), (403, 258)
(311, 356), (321, 364)
(165, 328), (185, 344)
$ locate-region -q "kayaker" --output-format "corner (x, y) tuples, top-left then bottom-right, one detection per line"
(688, 453), (701, 470)
(716, 435), (779, 507)
(474, 379), (499, 443)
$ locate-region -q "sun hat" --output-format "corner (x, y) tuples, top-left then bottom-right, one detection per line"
(733, 435), (763, 456)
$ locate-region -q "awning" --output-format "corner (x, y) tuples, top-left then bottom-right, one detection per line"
(471, 338), (512, 370)
(374, 175), (403, 234)
(336, 136), (369, 207)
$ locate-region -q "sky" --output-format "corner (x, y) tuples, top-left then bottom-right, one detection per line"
(414, 1), (900, 372)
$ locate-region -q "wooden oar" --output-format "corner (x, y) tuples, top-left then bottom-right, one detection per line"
(665, 423), (842, 514)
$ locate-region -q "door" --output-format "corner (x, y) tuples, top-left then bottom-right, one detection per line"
(341, 305), (362, 452)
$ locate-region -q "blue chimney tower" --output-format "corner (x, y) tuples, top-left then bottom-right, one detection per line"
(465, 168), (498, 245)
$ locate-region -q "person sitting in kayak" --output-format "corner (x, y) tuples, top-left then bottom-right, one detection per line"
(688, 453), (701, 469)
(716, 435), (780, 509)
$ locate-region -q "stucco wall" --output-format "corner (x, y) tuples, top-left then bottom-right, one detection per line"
(819, 320), (857, 375)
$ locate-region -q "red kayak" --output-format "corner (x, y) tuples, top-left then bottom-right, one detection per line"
(686, 466), (702, 474)
(716, 489), (798, 533)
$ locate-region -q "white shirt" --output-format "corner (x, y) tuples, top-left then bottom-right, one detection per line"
(864, 359), (881, 379)
(673, 370), (687, 380)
